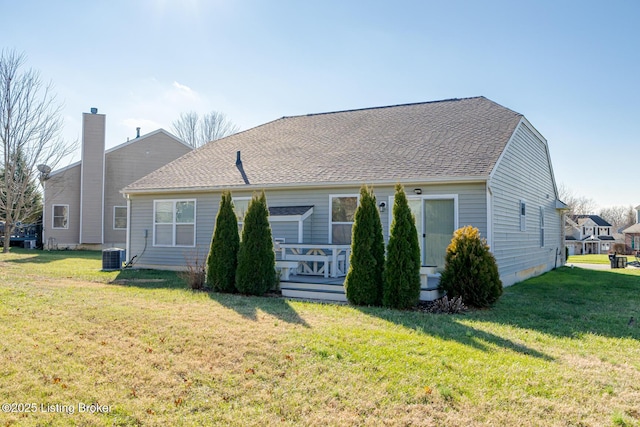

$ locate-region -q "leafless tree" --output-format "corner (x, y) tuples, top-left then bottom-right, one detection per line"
(599, 205), (636, 232)
(0, 49), (76, 252)
(171, 110), (239, 148)
(557, 183), (598, 216)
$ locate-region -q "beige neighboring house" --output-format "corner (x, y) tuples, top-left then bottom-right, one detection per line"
(42, 108), (192, 250)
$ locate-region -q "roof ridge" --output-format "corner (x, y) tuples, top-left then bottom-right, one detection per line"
(280, 96), (489, 119)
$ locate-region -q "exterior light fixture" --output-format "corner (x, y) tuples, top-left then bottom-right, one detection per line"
(379, 202), (386, 213)
(413, 188), (422, 195)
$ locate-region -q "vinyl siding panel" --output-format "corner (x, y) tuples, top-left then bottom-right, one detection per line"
(490, 120), (562, 286)
(44, 165), (81, 245)
(128, 183), (487, 270)
(103, 133), (191, 246)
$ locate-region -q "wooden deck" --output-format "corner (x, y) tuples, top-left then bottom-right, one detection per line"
(280, 268), (443, 302)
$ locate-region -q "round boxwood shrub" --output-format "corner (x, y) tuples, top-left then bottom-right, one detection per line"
(235, 191), (276, 296)
(206, 190), (239, 293)
(439, 225), (502, 308)
(344, 185), (385, 306)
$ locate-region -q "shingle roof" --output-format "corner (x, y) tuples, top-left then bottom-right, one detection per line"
(268, 206), (313, 216)
(572, 215), (612, 227)
(124, 97), (523, 194)
(623, 223), (640, 234)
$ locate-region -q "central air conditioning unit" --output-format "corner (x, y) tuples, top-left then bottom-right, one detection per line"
(102, 248), (125, 270)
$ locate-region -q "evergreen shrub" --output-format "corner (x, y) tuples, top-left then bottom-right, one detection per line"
(344, 185), (385, 306)
(439, 225), (502, 308)
(382, 183), (421, 309)
(206, 190), (239, 293)
(236, 191), (276, 295)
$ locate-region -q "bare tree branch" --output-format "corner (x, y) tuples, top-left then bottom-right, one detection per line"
(171, 110), (238, 148)
(557, 183), (598, 216)
(171, 111), (199, 148)
(599, 205), (636, 232)
(199, 111), (239, 145)
(0, 49), (77, 252)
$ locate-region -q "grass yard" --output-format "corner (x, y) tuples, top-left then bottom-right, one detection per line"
(568, 253), (640, 265)
(567, 253), (613, 265)
(1, 249), (639, 426)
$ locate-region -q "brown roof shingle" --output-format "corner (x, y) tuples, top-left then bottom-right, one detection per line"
(124, 96), (522, 193)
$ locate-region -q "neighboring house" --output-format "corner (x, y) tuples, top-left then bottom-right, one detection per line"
(43, 109), (192, 249)
(622, 205), (640, 254)
(123, 96), (566, 287)
(564, 215), (615, 255)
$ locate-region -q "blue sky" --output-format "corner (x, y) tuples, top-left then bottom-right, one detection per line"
(2, 0), (639, 208)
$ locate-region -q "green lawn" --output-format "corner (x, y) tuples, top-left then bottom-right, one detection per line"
(1, 249), (639, 426)
(568, 253), (639, 265)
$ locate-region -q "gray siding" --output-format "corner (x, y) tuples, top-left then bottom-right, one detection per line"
(490, 120), (562, 286)
(128, 183), (487, 270)
(80, 113), (106, 244)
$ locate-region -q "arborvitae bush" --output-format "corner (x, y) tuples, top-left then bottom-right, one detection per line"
(206, 190), (239, 293)
(235, 191), (276, 295)
(439, 225), (502, 308)
(344, 185), (385, 306)
(383, 184), (421, 309)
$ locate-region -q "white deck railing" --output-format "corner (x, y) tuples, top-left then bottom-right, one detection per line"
(279, 244), (351, 278)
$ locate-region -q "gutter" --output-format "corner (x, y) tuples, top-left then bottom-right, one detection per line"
(121, 176), (490, 197)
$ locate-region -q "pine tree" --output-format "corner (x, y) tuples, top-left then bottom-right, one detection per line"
(206, 190), (239, 293)
(344, 185), (385, 306)
(383, 184), (421, 309)
(236, 191), (276, 295)
(439, 225), (502, 308)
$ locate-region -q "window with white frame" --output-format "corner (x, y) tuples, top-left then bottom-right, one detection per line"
(154, 200), (196, 246)
(52, 204), (69, 229)
(540, 206), (545, 247)
(231, 196), (252, 236)
(114, 206), (127, 230)
(330, 195), (358, 244)
(520, 200), (526, 232)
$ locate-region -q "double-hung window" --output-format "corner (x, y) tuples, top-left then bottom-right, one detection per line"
(114, 206), (127, 230)
(539, 206), (545, 247)
(232, 197), (251, 234)
(329, 195), (358, 244)
(154, 200), (196, 246)
(52, 205), (69, 229)
(520, 200), (527, 232)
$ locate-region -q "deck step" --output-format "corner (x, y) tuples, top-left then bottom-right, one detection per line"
(282, 288), (348, 302)
(280, 282), (345, 293)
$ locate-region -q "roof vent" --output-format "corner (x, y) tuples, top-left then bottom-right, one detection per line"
(136, 127), (141, 138)
(90, 107), (98, 114)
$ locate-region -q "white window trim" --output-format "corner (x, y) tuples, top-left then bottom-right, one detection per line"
(390, 193), (459, 268)
(540, 206), (545, 247)
(153, 199), (196, 247)
(328, 194), (360, 244)
(391, 193), (460, 234)
(113, 206), (127, 230)
(52, 204), (69, 229)
(520, 200), (527, 232)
